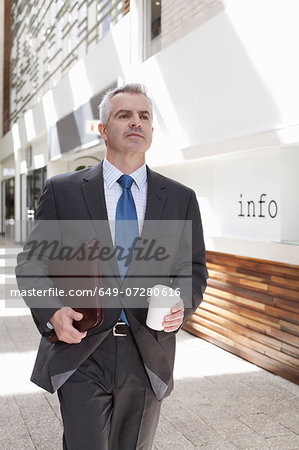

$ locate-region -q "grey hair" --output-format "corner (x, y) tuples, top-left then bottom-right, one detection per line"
(98, 83), (153, 125)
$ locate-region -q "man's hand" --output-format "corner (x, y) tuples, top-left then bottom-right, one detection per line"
(49, 307), (87, 344)
(162, 298), (185, 332)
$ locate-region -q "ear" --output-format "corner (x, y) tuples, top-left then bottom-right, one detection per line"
(98, 123), (107, 141)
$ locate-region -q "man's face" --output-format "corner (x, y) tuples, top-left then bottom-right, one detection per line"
(99, 92), (154, 157)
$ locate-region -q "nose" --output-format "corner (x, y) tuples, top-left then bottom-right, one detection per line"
(129, 113), (142, 128)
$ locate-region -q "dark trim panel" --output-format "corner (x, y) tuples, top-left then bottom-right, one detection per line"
(3, 0), (11, 135)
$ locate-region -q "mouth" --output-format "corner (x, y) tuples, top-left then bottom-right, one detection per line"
(126, 133), (144, 138)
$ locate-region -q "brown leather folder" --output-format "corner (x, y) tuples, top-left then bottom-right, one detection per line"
(47, 237), (104, 343)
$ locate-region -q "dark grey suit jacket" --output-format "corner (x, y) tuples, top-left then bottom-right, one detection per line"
(16, 162), (208, 400)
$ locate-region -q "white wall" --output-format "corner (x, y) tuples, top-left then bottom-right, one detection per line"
(1, 154), (15, 176)
(281, 147), (299, 243)
(5, 1), (299, 159)
(154, 145), (299, 264)
(212, 148), (281, 243)
(143, 1), (299, 164)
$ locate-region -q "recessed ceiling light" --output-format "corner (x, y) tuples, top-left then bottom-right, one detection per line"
(155, 1), (161, 5)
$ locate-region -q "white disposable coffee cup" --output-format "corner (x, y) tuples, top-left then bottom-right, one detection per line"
(146, 284), (180, 331)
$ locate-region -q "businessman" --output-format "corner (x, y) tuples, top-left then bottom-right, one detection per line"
(16, 83), (208, 449)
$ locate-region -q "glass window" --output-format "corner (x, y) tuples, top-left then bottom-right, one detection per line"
(144, 0), (162, 59)
(26, 167), (47, 219)
(4, 178), (15, 220)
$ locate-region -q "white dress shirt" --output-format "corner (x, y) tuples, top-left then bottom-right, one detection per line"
(102, 158), (148, 241)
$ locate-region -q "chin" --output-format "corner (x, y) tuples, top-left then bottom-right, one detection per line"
(125, 145), (148, 154)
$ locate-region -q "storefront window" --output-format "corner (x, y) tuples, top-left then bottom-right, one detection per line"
(26, 167), (47, 220)
(1, 178), (15, 238)
(3, 178), (15, 220)
(144, 0), (162, 59)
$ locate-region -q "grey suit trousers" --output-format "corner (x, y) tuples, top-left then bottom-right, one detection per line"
(58, 329), (162, 450)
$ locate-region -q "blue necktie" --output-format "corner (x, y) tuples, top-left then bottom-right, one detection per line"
(115, 175), (139, 325)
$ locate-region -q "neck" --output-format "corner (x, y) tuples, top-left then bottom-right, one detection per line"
(106, 153), (145, 174)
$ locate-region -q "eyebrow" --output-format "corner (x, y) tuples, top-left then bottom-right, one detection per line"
(114, 109), (151, 117)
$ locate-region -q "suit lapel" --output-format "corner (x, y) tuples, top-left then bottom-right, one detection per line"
(80, 162), (107, 221)
(80, 162), (120, 281)
(144, 166), (167, 221)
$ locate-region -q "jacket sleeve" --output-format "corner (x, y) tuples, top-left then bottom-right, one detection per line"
(15, 178), (65, 334)
(172, 190), (208, 327)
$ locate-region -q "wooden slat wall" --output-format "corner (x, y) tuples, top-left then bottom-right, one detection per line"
(184, 251), (299, 384)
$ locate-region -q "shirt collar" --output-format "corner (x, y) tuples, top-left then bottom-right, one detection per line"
(103, 158), (147, 191)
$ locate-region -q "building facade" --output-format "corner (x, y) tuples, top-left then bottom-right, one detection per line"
(1, 0), (299, 382)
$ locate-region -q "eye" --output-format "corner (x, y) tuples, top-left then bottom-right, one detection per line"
(140, 115), (149, 120)
(119, 113), (129, 119)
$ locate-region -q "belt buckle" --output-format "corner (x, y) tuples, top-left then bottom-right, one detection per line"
(113, 321), (128, 337)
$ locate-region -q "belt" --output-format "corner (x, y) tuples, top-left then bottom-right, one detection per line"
(113, 321), (130, 337)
